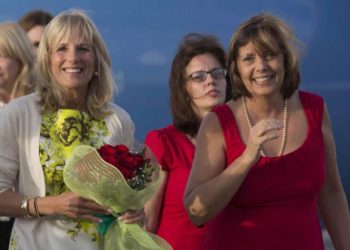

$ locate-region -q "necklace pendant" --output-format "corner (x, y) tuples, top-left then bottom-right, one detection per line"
(260, 150), (266, 157)
(242, 96), (288, 157)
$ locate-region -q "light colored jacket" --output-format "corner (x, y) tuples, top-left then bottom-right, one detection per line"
(0, 92), (135, 250)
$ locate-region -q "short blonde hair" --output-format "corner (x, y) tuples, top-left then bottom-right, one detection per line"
(36, 10), (115, 118)
(0, 22), (35, 98)
(228, 13), (302, 99)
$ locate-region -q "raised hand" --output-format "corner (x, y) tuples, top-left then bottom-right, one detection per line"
(243, 118), (282, 165)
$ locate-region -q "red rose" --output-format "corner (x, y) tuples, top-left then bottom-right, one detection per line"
(117, 165), (135, 179)
(134, 154), (144, 166)
(97, 144), (151, 186)
(98, 145), (116, 157)
(101, 155), (119, 167)
(114, 145), (129, 154)
(118, 153), (140, 177)
(119, 153), (136, 168)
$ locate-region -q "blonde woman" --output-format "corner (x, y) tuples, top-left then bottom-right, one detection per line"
(0, 22), (35, 106)
(0, 10), (143, 250)
(0, 21), (36, 249)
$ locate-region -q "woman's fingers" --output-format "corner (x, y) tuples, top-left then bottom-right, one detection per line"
(118, 209), (145, 224)
(250, 119), (282, 145)
(243, 119), (283, 163)
(253, 119), (282, 137)
(77, 199), (109, 214)
(55, 192), (110, 221)
(53, 193), (147, 225)
(80, 214), (103, 223)
(55, 192), (145, 224)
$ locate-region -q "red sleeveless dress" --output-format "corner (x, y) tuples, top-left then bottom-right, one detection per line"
(205, 91), (326, 250)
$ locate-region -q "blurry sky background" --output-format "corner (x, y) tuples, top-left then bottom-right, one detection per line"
(1, 0), (349, 201)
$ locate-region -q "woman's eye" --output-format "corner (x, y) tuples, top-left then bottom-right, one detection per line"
(78, 45), (92, 52)
(56, 47), (66, 52)
(265, 52), (277, 60)
(193, 75), (204, 81)
(242, 56), (254, 62)
(78, 47), (89, 51)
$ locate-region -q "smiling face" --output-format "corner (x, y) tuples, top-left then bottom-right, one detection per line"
(185, 53), (227, 119)
(237, 41), (285, 99)
(50, 36), (96, 98)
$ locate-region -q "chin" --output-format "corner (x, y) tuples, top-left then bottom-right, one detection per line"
(209, 100), (223, 108)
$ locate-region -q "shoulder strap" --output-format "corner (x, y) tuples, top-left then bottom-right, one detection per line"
(299, 91), (324, 130)
(211, 104), (242, 164)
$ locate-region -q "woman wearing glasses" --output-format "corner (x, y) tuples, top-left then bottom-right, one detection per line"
(144, 33), (232, 250)
(184, 13), (350, 249)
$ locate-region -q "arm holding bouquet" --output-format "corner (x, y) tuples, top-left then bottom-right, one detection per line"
(0, 96), (142, 219)
(0, 190), (110, 222)
(63, 144), (172, 249)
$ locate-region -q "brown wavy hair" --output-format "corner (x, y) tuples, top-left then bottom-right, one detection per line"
(19, 10), (53, 32)
(170, 33), (233, 137)
(228, 13), (303, 99)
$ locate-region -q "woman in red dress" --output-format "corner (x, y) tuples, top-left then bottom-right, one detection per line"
(144, 33), (232, 250)
(184, 13), (350, 250)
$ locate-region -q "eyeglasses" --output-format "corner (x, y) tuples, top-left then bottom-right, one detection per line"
(187, 67), (226, 83)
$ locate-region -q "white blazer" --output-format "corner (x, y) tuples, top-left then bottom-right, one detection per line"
(0, 92), (135, 250)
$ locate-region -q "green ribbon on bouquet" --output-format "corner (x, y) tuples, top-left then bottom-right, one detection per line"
(95, 214), (116, 235)
(63, 145), (172, 250)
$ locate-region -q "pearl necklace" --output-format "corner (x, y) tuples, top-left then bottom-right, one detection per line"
(241, 96), (288, 157)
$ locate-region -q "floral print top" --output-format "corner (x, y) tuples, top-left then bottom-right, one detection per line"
(39, 109), (109, 242)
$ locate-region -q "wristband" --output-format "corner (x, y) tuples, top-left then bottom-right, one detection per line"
(33, 197), (41, 217)
(21, 196), (33, 219)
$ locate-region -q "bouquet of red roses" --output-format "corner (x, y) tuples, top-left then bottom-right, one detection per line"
(63, 144), (172, 250)
(97, 144), (153, 191)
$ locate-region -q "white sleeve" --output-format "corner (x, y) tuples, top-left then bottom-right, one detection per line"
(105, 103), (135, 149)
(0, 103), (20, 193)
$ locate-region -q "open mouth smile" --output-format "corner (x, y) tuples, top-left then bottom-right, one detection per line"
(63, 67), (83, 73)
(253, 75), (273, 85)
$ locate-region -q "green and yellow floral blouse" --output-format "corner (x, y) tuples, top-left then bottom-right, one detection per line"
(39, 109), (109, 242)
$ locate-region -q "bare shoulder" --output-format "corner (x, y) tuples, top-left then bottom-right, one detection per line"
(198, 101), (235, 150)
(200, 101), (235, 136)
(287, 91), (302, 109)
(226, 99), (240, 114)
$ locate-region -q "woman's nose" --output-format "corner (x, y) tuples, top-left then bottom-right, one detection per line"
(204, 72), (215, 86)
(255, 57), (268, 72)
(66, 49), (79, 61)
